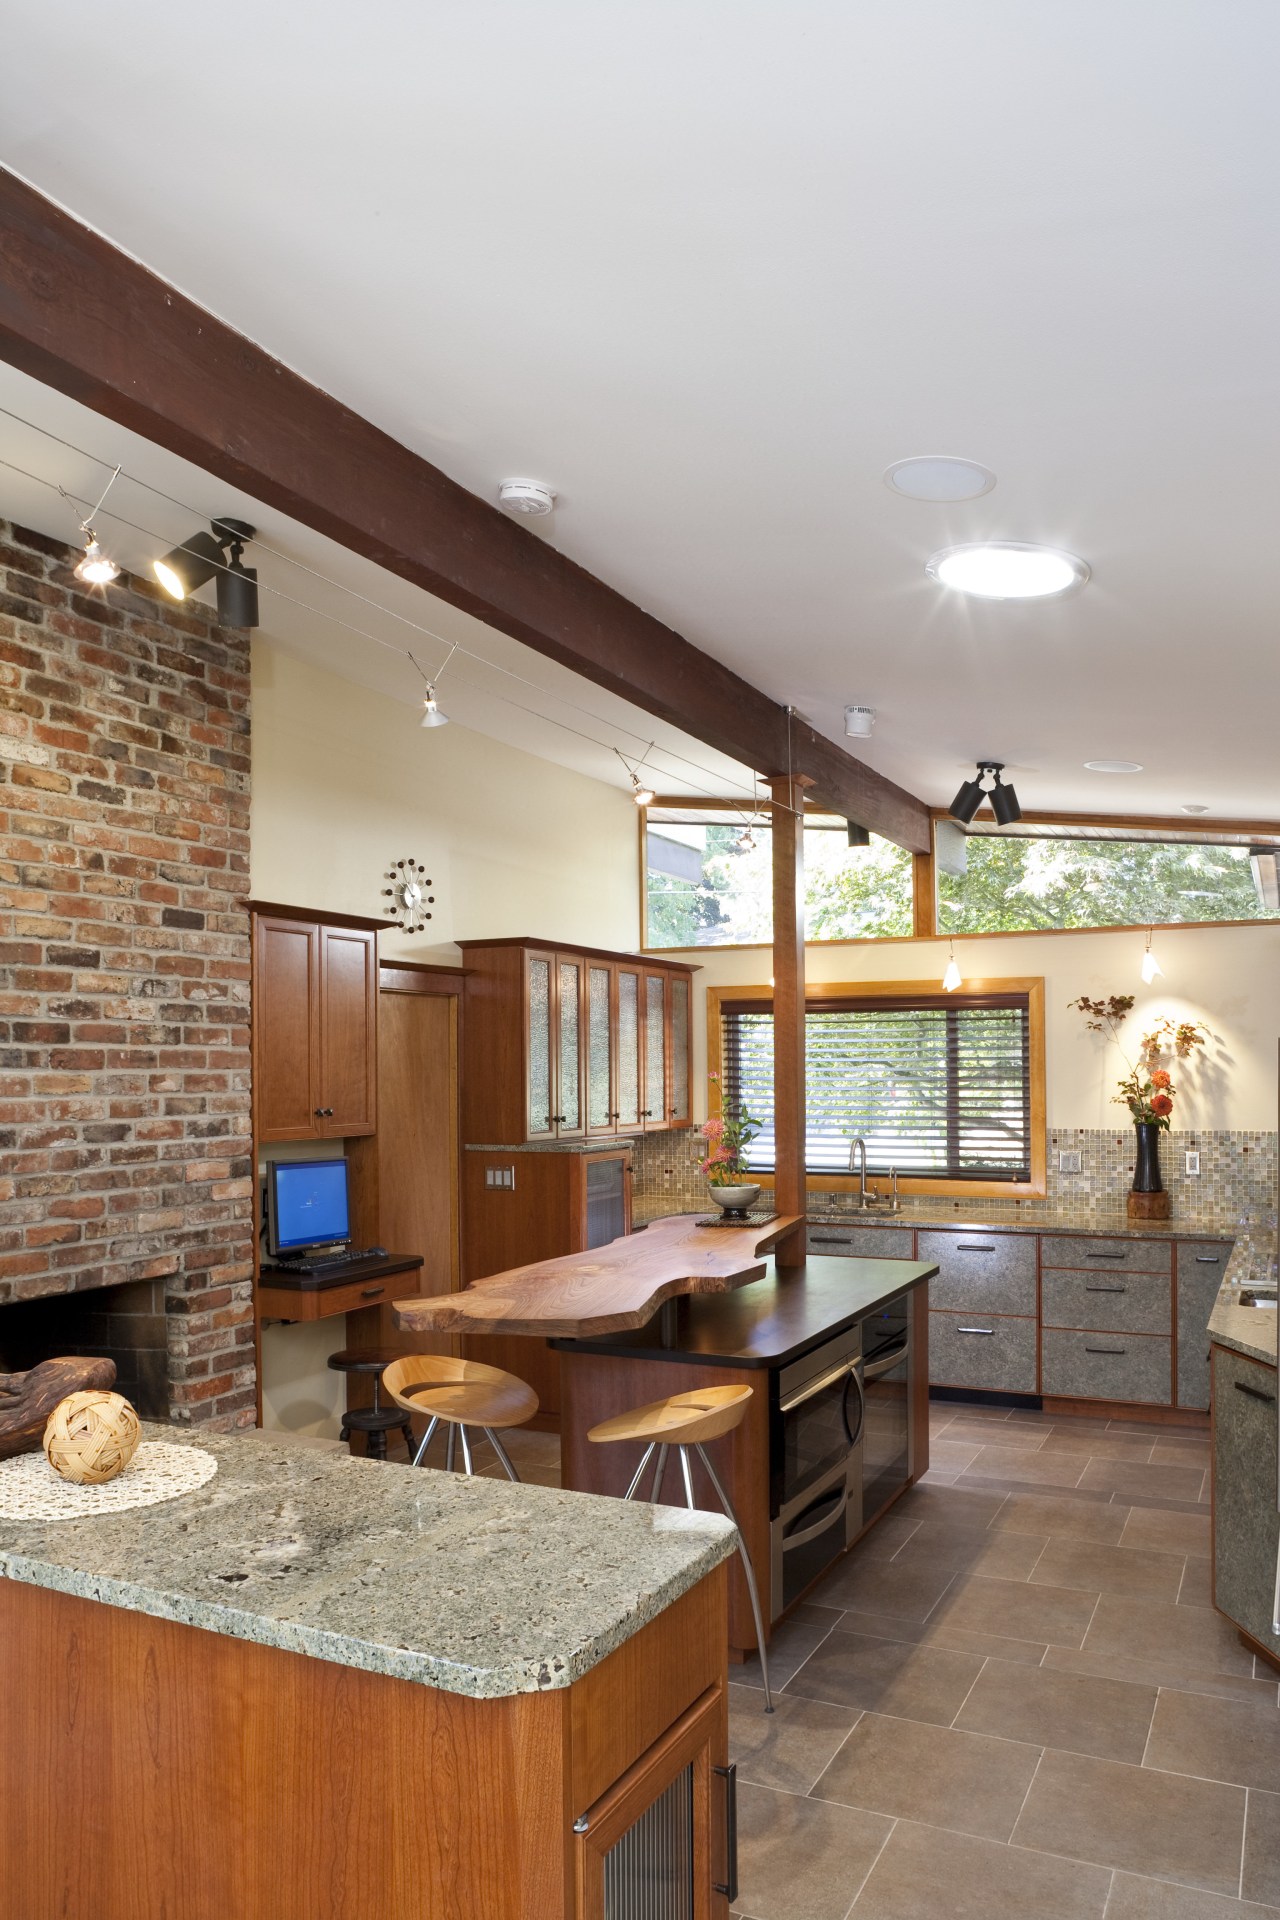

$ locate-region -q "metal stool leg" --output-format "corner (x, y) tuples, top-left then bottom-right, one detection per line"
(459, 1424), (474, 1475)
(679, 1444), (697, 1510)
(623, 1441), (658, 1500)
(446, 1424), (456, 1472)
(695, 1442), (773, 1713)
(411, 1414), (439, 1467)
(485, 1428), (521, 1483)
(651, 1443), (669, 1503)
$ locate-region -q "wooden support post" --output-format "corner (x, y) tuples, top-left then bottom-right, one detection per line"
(770, 771), (813, 1267)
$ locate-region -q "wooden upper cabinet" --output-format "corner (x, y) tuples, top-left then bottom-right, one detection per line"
(253, 910), (380, 1143)
(460, 939), (697, 1147)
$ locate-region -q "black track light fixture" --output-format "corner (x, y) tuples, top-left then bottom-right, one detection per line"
(154, 518), (259, 627)
(948, 760), (1021, 825)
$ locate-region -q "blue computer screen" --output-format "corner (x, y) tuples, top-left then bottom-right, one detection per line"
(271, 1159), (350, 1252)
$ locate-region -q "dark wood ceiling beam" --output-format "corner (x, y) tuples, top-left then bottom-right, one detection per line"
(0, 169), (930, 850)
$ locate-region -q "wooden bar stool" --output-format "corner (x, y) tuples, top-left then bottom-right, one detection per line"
(588, 1384), (773, 1711)
(327, 1349), (416, 1460)
(382, 1356), (539, 1481)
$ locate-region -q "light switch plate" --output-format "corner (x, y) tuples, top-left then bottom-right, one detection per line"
(1058, 1150), (1082, 1174)
(1185, 1151), (1200, 1176)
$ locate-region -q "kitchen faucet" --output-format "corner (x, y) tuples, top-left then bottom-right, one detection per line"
(847, 1139), (902, 1212)
(848, 1137), (870, 1209)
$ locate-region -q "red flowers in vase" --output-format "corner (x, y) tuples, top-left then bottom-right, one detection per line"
(1069, 998), (1206, 1130)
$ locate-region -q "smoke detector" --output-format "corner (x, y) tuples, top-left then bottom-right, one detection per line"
(498, 479), (556, 517)
(844, 706), (876, 738)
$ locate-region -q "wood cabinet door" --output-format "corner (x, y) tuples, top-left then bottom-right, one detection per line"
(524, 950), (558, 1139)
(553, 954), (587, 1138)
(253, 916), (320, 1141)
(574, 1689), (728, 1920)
(666, 973), (691, 1129)
(585, 962), (616, 1134)
(317, 925), (378, 1136)
(614, 965), (643, 1132)
(641, 970), (667, 1131)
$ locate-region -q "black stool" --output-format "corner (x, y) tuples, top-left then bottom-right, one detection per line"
(328, 1349), (415, 1461)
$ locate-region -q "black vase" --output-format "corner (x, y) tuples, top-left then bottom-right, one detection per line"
(1132, 1121), (1164, 1193)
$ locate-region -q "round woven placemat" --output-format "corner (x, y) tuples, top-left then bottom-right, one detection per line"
(0, 1441), (218, 1520)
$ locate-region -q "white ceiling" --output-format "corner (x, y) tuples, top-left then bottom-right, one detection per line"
(4, 1), (1279, 820)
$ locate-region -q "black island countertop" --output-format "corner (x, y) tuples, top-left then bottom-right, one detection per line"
(550, 1252), (936, 1370)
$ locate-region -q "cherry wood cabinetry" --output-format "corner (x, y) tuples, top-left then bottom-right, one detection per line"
(252, 905), (382, 1141)
(459, 938), (697, 1146)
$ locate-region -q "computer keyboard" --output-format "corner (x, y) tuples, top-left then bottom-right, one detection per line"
(267, 1248), (386, 1276)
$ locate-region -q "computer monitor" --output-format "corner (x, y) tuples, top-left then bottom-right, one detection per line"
(265, 1158), (350, 1259)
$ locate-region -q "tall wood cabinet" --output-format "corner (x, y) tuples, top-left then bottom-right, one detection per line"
(252, 905), (381, 1141)
(459, 938), (697, 1146)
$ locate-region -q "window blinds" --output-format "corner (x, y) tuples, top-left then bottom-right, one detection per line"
(720, 995), (1032, 1181)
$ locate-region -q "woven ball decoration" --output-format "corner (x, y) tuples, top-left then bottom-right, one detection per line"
(43, 1390), (141, 1485)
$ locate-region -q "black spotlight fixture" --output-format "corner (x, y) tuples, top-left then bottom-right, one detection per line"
(948, 760), (1021, 825)
(846, 820), (870, 848)
(153, 517), (258, 628)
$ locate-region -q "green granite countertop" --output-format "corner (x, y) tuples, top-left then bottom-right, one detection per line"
(1209, 1228), (1277, 1369)
(0, 1427), (735, 1700)
(633, 1200), (1248, 1238)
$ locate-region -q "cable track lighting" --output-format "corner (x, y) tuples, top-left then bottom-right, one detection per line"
(615, 744), (656, 806)
(153, 517), (259, 627)
(416, 642), (458, 728)
(1141, 930), (1163, 984)
(74, 530), (119, 587)
(948, 760), (1021, 825)
(942, 940), (962, 992)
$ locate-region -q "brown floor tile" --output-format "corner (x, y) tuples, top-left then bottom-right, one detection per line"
(1012, 1412), (1113, 1435)
(1150, 1438), (1212, 1467)
(813, 1605), (1048, 1667)
(1177, 1556), (1214, 1608)
(846, 1513), (923, 1561)
(1078, 1457), (1207, 1503)
(1012, 1748), (1246, 1894)
(820, 1551), (958, 1623)
(733, 1782), (893, 1920)
(1043, 1645), (1280, 1707)
(784, 1626), (986, 1725)
(1244, 1788), (1280, 1908)
(1105, 1872), (1280, 1919)
(894, 1482), (1009, 1528)
(888, 1518), (1048, 1580)
(936, 1402), (1016, 1424)
(1035, 1430), (1155, 1460)
(849, 1818), (1112, 1920)
(1106, 1414), (1201, 1435)
(1118, 1505), (1211, 1557)
(1082, 1593), (1257, 1679)
(1123, 1490), (1213, 1515)
(928, 1437), (986, 1471)
(955, 1657), (1157, 1763)
(961, 1445), (1090, 1488)
(990, 1490), (1128, 1543)
(728, 1685), (859, 1793)
(914, 1465), (962, 1485)
(812, 1712), (1041, 1842)
(1028, 1537), (1185, 1602)
(737, 1602), (843, 1694)
(1145, 1688), (1280, 1792)
(935, 1419), (1048, 1448)
(933, 1572), (1099, 1647)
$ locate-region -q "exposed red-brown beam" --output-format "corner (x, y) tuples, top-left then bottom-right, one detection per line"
(0, 169), (930, 851)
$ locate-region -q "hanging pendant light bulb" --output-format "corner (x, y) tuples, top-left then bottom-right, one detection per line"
(736, 822), (756, 851)
(942, 941), (962, 992)
(631, 772), (656, 807)
(1141, 930), (1163, 984)
(419, 684), (449, 728)
(74, 528), (120, 587)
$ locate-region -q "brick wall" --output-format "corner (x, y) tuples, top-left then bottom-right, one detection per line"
(0, 518), (255, 1429)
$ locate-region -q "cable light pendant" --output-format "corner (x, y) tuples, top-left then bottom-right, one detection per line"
(942, 941), (962, 992)
(1141, 930), (1163, 984)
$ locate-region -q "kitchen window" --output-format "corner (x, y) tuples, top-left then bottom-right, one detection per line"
(714, 980), (1045, 1196)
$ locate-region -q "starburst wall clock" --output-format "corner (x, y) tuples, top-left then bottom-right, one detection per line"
(382, 858), (435, 933)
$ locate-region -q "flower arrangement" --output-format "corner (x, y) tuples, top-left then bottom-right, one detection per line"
(1069, 995), (1207, 1129)
(698, 1105), (762, 1184)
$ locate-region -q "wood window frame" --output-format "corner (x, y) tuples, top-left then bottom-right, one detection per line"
(706, 977), (1047, 1201)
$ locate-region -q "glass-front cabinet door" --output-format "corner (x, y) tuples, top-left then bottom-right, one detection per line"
(586, 963), (615, 1134)
(525, 950), (557, 1138)
(555, 955), (585, 1137)
(667, 974), (690, 1128)
(643, 971), (667, 1130)
(614, 966), (642, 1131)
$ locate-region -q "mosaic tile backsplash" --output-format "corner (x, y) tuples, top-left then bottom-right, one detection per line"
(630, 1127), (1278, 1224)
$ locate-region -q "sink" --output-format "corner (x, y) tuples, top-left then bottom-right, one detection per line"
(1237, 1290), (1278, 1309)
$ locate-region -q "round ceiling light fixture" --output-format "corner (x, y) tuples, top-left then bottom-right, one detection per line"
(926, 542), (1089, 600)
(1180, 803), (1210, 814)
(885, 456), (995, 502)
(1084, 760), (1143, 774)
(498, 479), (556, 517)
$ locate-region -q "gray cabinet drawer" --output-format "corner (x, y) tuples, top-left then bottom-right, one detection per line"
(1041, 1269), (1171, 1336)
(1041, 1328), (1172, 1404)
(1040, 1234), (1171, 1275)
(929, 1309), (1037, 1393)
(806, 1225), (915, 1259)
(1176, 1240), (1234, 1410)
(917, 1230), (1037, 1315)
(1212, 1345), (1280, 1659)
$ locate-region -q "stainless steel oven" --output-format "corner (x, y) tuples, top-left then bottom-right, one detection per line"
(769, 1326), (864, 1620)
(861, 1296), (912, 1521)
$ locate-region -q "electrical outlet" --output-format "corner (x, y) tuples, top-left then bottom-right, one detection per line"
(1185, 1151), (1200, 1176)
(1058, 1150), (1082, 1174)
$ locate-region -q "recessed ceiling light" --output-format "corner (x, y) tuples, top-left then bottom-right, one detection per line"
(1180, 803), (1210, 814)
(885, 456), (995, 502)
(926, 542), (1089, 600)
(1084, 760), (1143, 773)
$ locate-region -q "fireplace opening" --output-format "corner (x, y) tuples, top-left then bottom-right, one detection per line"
(0, 1281), (171, 1421)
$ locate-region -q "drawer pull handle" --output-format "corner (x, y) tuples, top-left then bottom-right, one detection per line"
(1085, 1345), (1126, 1354)
(1085, 1284), (1126, 1293)
(1195, 1255), (1221, 1264)
(713, 1762), (738, 1902)
(957, 1245), (996, 1253)
(361, 1286), (385, 1299)
(811, 1235), (851, 1245)
(957, 1326), (996, 1336)
(1086, 1250), (1126, 1260)
(1234, 1380), (1277, 1405)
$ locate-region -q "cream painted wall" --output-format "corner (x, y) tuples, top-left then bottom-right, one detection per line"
(250, 638), (640, 959)
(668, 923), (1280, 1132)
